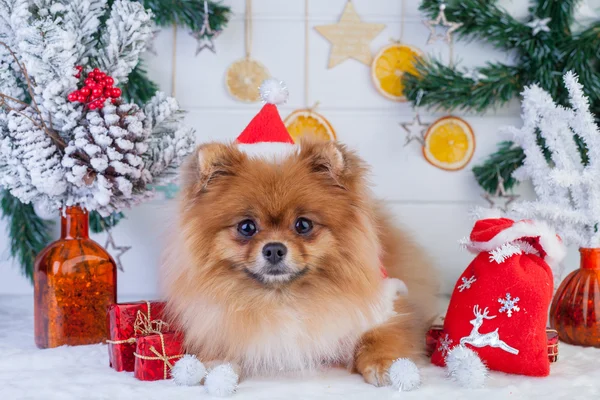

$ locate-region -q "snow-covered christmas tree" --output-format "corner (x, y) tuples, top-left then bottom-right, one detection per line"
(0, 0), (196, 217)
(504, 71), (600, 248)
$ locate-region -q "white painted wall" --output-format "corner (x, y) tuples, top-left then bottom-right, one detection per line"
(2, 0), (595, 296)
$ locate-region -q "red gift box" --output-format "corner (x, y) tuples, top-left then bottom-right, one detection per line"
(106, 301), (170, 372)
(425, 325), (444, 357)
(134, 332), (184, 381)
(426, 325), (559, 362)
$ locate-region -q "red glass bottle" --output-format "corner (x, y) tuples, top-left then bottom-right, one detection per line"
(34, 206), (117, 348)
(550, 248), (600, 347)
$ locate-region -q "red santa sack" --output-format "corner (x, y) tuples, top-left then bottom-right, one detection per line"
(431, 218), (566, 376)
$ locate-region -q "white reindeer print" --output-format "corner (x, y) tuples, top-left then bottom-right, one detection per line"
(459, 305), (519, 355)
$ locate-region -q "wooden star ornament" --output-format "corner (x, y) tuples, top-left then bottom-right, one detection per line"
(424, 4), (463, 44)
(315, 1), (385, 69)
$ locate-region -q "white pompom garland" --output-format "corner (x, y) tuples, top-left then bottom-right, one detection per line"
(259, 78), (289, 105)
(446, 345), (488, 388)
(389, 358), (421, 391)
(172, 354), (207, 386)
(204, 363), (239, 397)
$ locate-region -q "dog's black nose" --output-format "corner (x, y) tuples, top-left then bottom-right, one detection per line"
(262, 242), (287, 264)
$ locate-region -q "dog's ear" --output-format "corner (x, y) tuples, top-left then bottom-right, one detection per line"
(299, 139), (367, 189)
(184, 142), (244, 192)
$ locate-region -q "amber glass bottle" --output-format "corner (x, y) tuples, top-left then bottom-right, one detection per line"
(34, 206), (117, 348)
(550, 248), (600, 347)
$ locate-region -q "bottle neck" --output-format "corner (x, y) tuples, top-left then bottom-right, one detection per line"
(61, 207), (90, 239)
(579, 248), (600, 270)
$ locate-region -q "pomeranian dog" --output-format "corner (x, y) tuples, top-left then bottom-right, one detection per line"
(161, 138), (439, 386)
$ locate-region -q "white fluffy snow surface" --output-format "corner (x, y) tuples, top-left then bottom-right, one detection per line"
(1, 295), (599, 399)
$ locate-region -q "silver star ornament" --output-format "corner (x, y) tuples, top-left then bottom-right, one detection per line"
(104, 230), (131, 272)
(482, 173), (519, 212)
(401, 114), (429, 146)
(424, 4), (463, 44)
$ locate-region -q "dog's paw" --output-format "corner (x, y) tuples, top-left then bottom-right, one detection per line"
(359, 359), (394, 387)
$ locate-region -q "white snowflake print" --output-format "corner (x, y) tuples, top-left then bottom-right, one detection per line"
(437, 334), (453, 357)
(458, 275), (476, 292)
(498, 293), (521, 317)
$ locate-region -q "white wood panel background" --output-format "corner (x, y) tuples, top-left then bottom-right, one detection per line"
(2, 0), (596, 296)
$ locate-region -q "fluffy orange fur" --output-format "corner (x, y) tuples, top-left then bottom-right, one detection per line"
(160, 139), (439, 386)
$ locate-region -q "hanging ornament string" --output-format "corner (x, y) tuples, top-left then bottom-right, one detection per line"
(171, 24), (177, 97)
(304, 0), (309, 107)
(245, 0), (252, 59)
(284, 0), (337, 143)
(225, 0), (269, 102)
(399, 0), (405, 43)
(371, 0), (423, 102)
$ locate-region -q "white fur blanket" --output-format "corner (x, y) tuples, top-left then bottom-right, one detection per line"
(1, 295), (598, 399)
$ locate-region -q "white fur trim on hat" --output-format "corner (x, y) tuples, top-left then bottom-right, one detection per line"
(236, 142), (297, 161)
(463, 220), (567, 268)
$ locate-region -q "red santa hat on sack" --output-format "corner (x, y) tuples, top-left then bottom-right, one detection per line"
(460, 218), (566, 269)
(235, 79), (296, 160)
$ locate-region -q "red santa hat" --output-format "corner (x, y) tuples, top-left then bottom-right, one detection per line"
(460, 218), (566, 269)
(235, 79), (296, 160)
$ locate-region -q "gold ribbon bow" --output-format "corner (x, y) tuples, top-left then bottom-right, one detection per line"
(133, 332), (184, 379)
(107, 301), (170, 345)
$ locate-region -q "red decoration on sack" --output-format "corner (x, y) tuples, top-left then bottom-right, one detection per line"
(106, 301), (170, 372)
(68, 67), (121, 110)
(134, 332), (185, 381)
(431, 218), (565, 377)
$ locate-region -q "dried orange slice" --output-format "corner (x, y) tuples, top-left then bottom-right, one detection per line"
(284, 109), (336, 142)
(371, 43), (422, 101)
(225, 58), (270, 102)
(423, 116), (475, 171)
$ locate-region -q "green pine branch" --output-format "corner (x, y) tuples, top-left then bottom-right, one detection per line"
(472, 142), (525, 194)
(404, 59), (523, 112)
(1, 193), (53, 283)
(89, 211), (125, 234)
(142, 0), (230, 32)
(121, 62), (160, 105)
(420, 0), (528, 51)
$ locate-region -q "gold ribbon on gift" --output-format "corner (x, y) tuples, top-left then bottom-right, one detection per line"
(133, 332), (184, 379)
(106, 301), (170, 345)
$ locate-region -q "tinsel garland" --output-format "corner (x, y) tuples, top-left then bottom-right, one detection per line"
(2, 0), (230, 282)
(402, 0), (600, 194)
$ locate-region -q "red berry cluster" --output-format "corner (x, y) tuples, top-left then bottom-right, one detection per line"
(68, 67), (122, 110)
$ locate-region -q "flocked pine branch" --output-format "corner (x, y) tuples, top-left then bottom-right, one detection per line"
(507, 72), (600, 247)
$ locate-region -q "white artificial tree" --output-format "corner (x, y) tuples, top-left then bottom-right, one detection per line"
(0, 0), (196, 216)
(505, 71), (600, 248)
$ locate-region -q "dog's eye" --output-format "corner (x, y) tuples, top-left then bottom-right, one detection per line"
(237, 219), (257, 237)
(294, 217), (313, 235)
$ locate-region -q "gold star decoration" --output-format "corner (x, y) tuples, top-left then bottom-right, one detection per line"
(423, 4), (463, 45)
(315, 1), (385, 69)
(104, 229), (131, 272)
(401, 113), (429, 146)
(482, 173), (519, 212)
